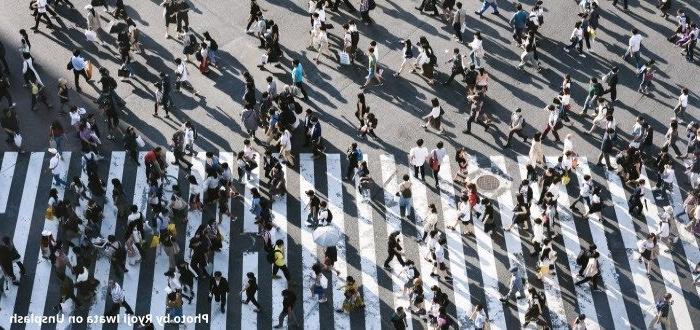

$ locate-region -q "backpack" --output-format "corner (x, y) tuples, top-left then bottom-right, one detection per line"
(353, 149), (363, 162)
(367, 0), (376, 10)
(655, 299), (667, 312)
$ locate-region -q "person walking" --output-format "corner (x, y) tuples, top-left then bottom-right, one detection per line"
(575, 251), (601, 290)
(273, 289), (298, 328)
(106, 280), (134, 316)
(241, 272), (261, 312)
(48, 150), (68, 187)
(499, 265), (525, 303)
(625, 28), (643, 69)
(504, 107), (528, 147)
(31, 0), (55, 31)
(452, 3), (466, 43)
(428, 142), (447, 189)
(397, 174), (414, 219)
(541, 104), (562, 143)
(271, 239), (291, 281)
(674, 87), (689, 122)
(361, 47), (384, 89)
(441, 48), (465, 85)
(409, 139), (428, 181)
(69, 49), (91, 93)
(421, 98), (445, 133)
(383, 231), (406, 270)
(0, 72), (14, 108)
(580, 77), (604, 116)
(175, 58), (201, 97)
(474, 0), (499, 18)
(509, 4), (528, 46)
(291, 59), (309, 99)
(649, 293), (673, 329)
(208, 271), (229, 313)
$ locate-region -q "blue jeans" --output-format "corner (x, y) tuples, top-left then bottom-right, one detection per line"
(469, 51), (482, 68)
(53, 135), (65, 155)
(399, 197), (413, 218)
(581, 94), (596, 113)
(629, 50), (641, 69)
(477, 1), (498, 15)
(208, 49), (218, 65)
(53, 173), (67, 186)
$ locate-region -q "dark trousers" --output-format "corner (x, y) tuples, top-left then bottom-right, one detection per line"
(453, 23), (463, 42)
(513, 27), (524, 45)
(505, 128), (527, 145)
(245, 15), (256, 31)
(566, 39), (583, 53)
(597, 152), (613, 169)
(575, 275), (599, 289)
(332, 0), (356, 11)
(107, 301), (134, 315)
(384, 251), (406, 267)
(293, 81), (309, 99)
(687, 41), (696, 61)
(612, 0), (628, 8)
(190, 257), (209, 277)
(346, 163), (357, 179)
(418, 0), (439, 15)
(664, 140), (682, 156)
(33, 12), (54, 29)
(413, 164), (425, 180)
(0, 90), (13, 107)
(174, 149), (192, 168)
(444, 69), (466, 85)
(541, 124), (561, 141)
(360, 10), (372, 24)
(244, 291), (261, 308)
(432, 165), (441, 187)
(73, 69), (89, 90)
(466, 112), (488, 132)
(212, 293), (226, 311)
(605, 85), (618, 102)
(272, 264), (291, 280)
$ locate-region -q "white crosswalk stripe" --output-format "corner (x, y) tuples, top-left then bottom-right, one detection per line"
(0, 152), (18, 213)
(1, 152), (698, 330)
(517, 156), (569, 329)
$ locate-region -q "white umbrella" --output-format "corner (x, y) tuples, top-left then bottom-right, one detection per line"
(313, 226), (341, 247)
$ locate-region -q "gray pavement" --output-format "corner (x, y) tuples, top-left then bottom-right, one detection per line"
(0, 0), (699, 329)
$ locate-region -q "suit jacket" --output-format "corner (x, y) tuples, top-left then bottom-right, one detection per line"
(210, 277), (229, 296)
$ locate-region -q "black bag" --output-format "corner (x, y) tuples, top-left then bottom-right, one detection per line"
(368, 0), (376, 10)
(91, 0), (105, 6)
(117, 68), (130, 78)
(66, 61), (73, 71)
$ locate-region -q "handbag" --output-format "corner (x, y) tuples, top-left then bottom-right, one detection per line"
(85, 61), (93, 80)
(85, 29), (97, 42)
(429, 152), (440, 171)
(561, 172), (570, 185)
(150, 235), (160, 248)
(136, 135), (145, 148)
(167, 223), (177, 236)
(339, 51), (350, 65)
(13, 134), (22, 148)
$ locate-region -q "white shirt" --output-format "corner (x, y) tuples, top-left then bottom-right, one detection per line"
(36, 0), (47, 13)
(628, 34), (643, 52)
(580, 180), (592, 197)
(434, 244), (445, 263)
(176, 62), (190, 82)
(429, 106), (441, 119)
(110, 283), (126, 303)
(571, 28), (583, 41)
(409, 146), (428, 166)
(563, 138), (574, 155)
(469, 38), (484, 56)
(279, 130), (292, 151)
(679, 94), (689, 107)
(472, 309), (486, 328)
(49, 154), (63, 175)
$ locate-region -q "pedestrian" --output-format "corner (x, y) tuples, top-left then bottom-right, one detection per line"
(394, 39), (414, 76)
(309, 263), (328, 303)
(106, 280), (134, 316)
(174, 58), (201, 97)
(541, 104), (562, 142)
(31, 0), (55, 31)
(241, 272), (261, 312)
(291, 59), (309, 99)
(0, 72), (15, 108)
(442, 48), (465, 85)
(674, 87), (689, 121)
(638, 60), (655, 95)
(397, 174), (414, 218)
(625, 28), (644, 69)
(504, 107), (528, 147)
(208, 271), (229, 313)
(69, 49), (91, 92)
(564, 21), (585, 56)
(468, 32), (486, 69)
(409, 139), (428, 180)
(470, 304), (487, 330)
(580, 77), (604, 115)
(391, 306), (408, 329)
(271, 239), (291, 281)
(361, 47), (384, 89)
(474, 0), (499, 18)
(499, 265), (525, 302)
(637, 233), (658, 276)
(48, 150), (68, 187)
(421, 98), (445, 133)
(510, 4), (528, 46)
(602, 67), (619, 104)
(384, 231), (406, 270)
(428, 141), (447, 188)
(452, 3), (466, 43)
(273, 289), (298, 328)
(575, 251), (600, 290)
(649, 293), (673, 329)
(518, 30), (541, 70)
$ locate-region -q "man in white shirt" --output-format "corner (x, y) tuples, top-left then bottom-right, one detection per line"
(277, 126), (294, 166)
(674, 87), (689, 121)
(48, 151), (67, 187)
(32, 0), (55, 31)
(625, 28), (643, 69)
(106, 280), (134, 316)
(70, 49), (90, 92)
(505, 107), (527, 147)
(408, 139), (429, 180)
(541, 104), (561, 142)
(174, 58), (201, 97)
(570, 174), (592, 211)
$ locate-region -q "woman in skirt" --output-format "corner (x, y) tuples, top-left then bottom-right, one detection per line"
(187, 175), (202, 211)
(637, 233), (659, 277)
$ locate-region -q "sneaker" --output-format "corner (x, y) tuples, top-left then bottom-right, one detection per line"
(563, 47), (570, 53)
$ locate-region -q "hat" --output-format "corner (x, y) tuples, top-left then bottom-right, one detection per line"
(305, 190), (315, 196)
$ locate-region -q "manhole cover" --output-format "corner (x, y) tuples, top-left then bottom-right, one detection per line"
(476, 174), (500, 192)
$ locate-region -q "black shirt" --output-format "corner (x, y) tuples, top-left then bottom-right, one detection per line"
(282, 291), (297, 309)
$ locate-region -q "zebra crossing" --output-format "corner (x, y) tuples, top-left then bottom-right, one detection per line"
(0, 151), (698, 330)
